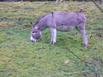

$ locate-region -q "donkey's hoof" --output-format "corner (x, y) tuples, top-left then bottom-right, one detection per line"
(83, 44), (88, 48)
(50, 41), (56, 45)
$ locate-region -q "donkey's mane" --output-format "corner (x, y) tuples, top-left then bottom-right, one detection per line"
(33, 15), (46, 27)
(33, 12), (54, 28)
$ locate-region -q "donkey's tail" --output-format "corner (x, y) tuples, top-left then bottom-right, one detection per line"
(79, 8), (84, 12)
(51, 12), (54, 18)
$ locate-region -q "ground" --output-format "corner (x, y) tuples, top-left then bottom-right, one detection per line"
(0, 1), (103, 77)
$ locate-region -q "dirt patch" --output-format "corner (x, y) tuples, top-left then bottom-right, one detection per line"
(92, 28), (103, 39)
(0, 22), (15, 28)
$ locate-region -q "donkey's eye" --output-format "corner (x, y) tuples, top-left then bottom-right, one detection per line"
(32, 31), (35, 33)
(32, 31), (36, 33)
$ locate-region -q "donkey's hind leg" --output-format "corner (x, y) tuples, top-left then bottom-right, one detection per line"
(78, 23), (88, 48)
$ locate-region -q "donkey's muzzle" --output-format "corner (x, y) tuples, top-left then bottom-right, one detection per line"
(30, 36), (37, 43)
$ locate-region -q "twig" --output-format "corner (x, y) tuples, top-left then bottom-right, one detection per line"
(91, 0), (103, 13)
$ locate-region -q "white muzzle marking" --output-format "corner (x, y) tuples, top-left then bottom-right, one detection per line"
(30, 36), (36, 42)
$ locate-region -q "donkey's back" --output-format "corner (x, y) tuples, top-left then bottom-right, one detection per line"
(46, 11), (86, 31)
(54, 11), (86, 25)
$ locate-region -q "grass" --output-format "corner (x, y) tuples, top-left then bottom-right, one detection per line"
(0, 1), (103, 77)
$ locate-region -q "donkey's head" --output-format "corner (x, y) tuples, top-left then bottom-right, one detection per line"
(30, 16), (45, 42)
(30, 26), (41, 42)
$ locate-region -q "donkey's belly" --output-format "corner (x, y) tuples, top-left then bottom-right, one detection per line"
(56, 25), (74, 32)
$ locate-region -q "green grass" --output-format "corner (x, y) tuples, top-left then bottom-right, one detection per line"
(0, 1), (103, 77)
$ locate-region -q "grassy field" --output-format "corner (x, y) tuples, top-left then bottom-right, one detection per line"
(0, 1), (103, 77)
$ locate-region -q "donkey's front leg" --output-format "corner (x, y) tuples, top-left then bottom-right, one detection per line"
(50, 28), (57, 45)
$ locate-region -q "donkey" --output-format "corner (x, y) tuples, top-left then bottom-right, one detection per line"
(30, 10), (88, 48)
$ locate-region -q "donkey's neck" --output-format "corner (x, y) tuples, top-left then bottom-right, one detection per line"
(37, 18), (47, 31)
(37, 22), (47, 31)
